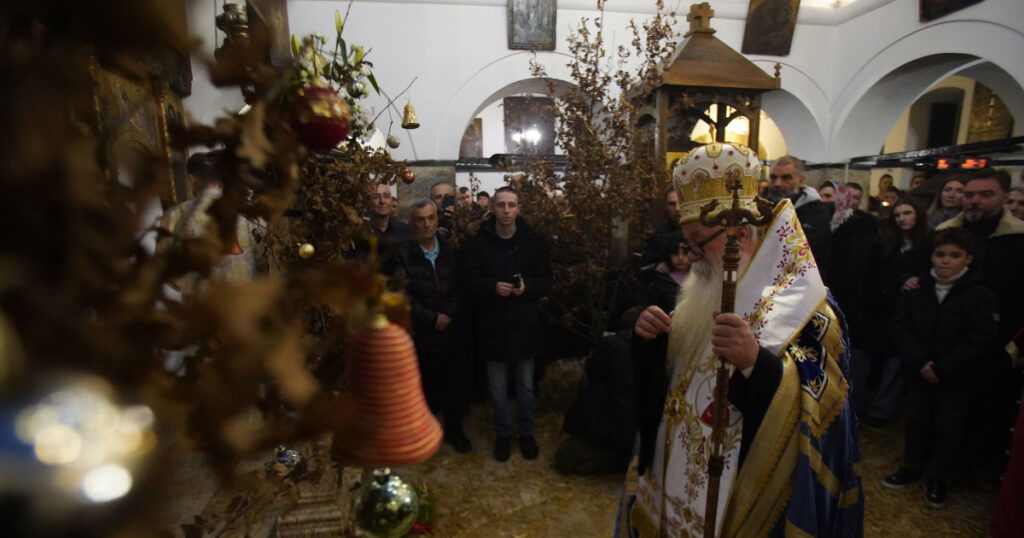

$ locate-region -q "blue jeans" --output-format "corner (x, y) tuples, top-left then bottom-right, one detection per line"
(486, 359), (535, 437)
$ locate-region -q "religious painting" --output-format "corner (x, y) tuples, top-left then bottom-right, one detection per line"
(920, 0), (983, 22)
(162, 92), (190, 203)
(741, 0), (801, 57)
(966, 81), (1014, 143)
(503, 96), (555, 155)
(94, 68), (163, 162)
(507, 0), (557, 51)
(460, 118), (483, 159)
(93, 66), (186, 205)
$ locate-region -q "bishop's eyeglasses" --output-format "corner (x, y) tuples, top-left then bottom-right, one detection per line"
(683, 228), (726, 257)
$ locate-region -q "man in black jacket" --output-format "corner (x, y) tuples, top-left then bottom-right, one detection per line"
(462, 187), (552, 462)
(383, 199), (470, 452)
(765, 155), (832, 276)
(350, 183), (412, 267)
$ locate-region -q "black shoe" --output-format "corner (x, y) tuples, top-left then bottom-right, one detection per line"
(520, 435), (539, 460)
(882, 467), (923, 489)
(925, 479), (947, 508)
(445, 430), (472, 453)
(493, 436), (511, 462)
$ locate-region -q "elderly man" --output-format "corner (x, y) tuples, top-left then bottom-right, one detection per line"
(620, 143), (862, 537)
(383, 199), (470, 452)
(764, 155), (832, 275)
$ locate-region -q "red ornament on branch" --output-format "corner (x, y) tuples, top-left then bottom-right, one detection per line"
(289, 86), (351, 151)
(401, 167), (415, 184)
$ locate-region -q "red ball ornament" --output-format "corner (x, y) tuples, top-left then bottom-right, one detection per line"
(401, 168), (415, 184)
(289, 86), (351, 151)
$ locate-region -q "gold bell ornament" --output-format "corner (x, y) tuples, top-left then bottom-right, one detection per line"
(401, 103), (420, 129)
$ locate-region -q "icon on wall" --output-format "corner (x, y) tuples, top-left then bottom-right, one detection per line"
(507, 0), (557, 51)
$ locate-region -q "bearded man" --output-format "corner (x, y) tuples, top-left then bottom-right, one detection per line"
(764, 155), (832, 276)
(618, 143), (863, 537)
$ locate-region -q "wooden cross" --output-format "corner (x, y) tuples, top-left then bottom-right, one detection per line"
(698, 174), (771, 538)
(687, 2), (716, 35)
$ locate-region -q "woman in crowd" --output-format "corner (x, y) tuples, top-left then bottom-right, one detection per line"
(864, 196), (931, 426)
(1006, 184), (1024, 221)
(927, 174), (967, 229)
(869, 174), (896, 216)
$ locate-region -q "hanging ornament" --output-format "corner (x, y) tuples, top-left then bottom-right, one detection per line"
(401, 168), (415, 184)
(401, 103), (420, 129)
(289, 87), (351, 151)
(353, 468), (419, 538)
(298, 243), (316, 259)
(386, 135), (400, 149)
(333, 315), (441, 465)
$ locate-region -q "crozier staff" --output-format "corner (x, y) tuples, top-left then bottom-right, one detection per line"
(618, 142), (863, 538)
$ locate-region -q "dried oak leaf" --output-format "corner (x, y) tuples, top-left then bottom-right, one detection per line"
(264, 323), (317, 407)
(235, 102), (273, 170)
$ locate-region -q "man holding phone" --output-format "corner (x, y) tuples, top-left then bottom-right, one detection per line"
(463, 186), (552, 462)
(430, 181), (457, 239)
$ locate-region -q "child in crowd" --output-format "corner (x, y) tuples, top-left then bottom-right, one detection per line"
(642, 232), (692, 315)
(883, 228), (997, 508)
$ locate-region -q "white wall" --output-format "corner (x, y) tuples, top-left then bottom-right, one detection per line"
(183, 0), (1024, 165)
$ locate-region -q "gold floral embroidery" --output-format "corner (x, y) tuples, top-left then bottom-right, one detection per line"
(743, 212), (818, 338)
(789, 344), (819, 363)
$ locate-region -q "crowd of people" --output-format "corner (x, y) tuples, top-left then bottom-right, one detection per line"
(168, 149), (1024, 534)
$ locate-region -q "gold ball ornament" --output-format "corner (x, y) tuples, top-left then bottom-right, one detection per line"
(298, 243), (315, 259)
(386, 135), (400, 149)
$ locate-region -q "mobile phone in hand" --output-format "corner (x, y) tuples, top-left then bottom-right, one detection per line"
(512, 273), (523, 288)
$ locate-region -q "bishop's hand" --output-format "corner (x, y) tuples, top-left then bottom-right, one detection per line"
(710, 312), (759, 370)
(635, 305), (671, 340)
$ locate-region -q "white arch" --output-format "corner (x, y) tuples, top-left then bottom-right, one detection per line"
(752, 59), (831, 161)
(760, 90), (826, 161)
(433, 51), (575, 159)
(829, 20), (1024, 160)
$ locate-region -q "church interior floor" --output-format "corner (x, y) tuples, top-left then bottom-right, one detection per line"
(160, 403), (1001, 537)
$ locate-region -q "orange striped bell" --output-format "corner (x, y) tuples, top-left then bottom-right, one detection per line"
(334, 315), (442, 465)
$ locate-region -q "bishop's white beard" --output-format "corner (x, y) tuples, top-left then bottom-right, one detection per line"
(668, 253), (751, 374)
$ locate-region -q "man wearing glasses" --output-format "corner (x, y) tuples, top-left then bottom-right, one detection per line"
(620, 143), (862, 538)
(764, 155), (832, 276)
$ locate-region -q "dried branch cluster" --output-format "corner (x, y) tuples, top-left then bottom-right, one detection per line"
(0, 3), (399, 531)
(526, 0), (678, 342)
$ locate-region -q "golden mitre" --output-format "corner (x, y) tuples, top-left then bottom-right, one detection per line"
(672, 141), (762, 224)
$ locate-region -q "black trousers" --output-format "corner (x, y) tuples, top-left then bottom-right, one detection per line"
(904, 378), (970, 481)
(417, 343), (469, 431)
